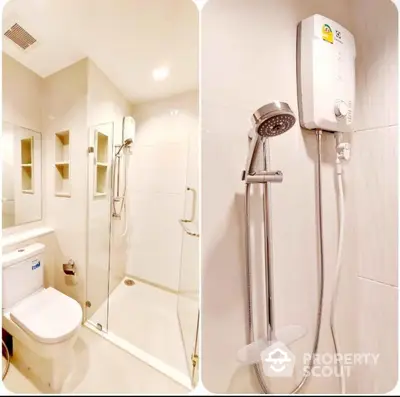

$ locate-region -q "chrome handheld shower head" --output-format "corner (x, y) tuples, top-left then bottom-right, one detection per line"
(244, 101), (296, 181)
(124, 138), (133, 146)
(251, 101), (296, 137)
(115, 137), (133, 156)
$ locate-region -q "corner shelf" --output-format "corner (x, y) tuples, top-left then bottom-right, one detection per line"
(20, 137), (34, 194)
(54, 130), (71, 197)
(94, 130), (109, 197)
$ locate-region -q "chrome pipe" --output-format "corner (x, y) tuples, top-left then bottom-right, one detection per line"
(244, 183), (269, 393)
(111, 151), (122, 218)
(115, 147), (121, 198)
(262, 139), (274, 343)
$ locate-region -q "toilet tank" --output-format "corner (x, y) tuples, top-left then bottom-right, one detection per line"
(2, 243), (45, 311)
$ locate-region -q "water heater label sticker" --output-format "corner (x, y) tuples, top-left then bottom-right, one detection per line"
(335, 29), (343, 44)
(322, 24), (333, 44)
(32, 260), (41, 270)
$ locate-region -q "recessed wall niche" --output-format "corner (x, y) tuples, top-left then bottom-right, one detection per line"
(54, 130), (71, 197)
(20, 137), (34, 193)
(94, 130), (109, 197)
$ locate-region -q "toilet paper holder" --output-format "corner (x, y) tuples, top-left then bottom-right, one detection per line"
(63, 259), (76, 276)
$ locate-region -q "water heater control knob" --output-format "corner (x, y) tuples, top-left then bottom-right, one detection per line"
(334, 101), (348, 118)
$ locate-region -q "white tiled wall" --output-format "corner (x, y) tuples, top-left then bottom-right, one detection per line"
(42, 59), (89, 305)
(349, 127), (398, 287)
(128, 91), (198, 291)
(353, 277), (398, 393)
(350, 0), (398, 131)
(346, 0), (398, 393)
(201, 0), (397, 394)
(43, 58), (133, 317)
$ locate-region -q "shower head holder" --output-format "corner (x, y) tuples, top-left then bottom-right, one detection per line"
(243, 101), (296, 183)
(245, 170), (283, 184)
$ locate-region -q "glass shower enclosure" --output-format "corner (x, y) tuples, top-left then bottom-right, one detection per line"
(84, 117), (199, 387)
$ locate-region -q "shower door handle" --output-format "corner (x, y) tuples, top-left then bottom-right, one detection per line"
(178, 219), (200, 237)
(181, 187), (196, 223)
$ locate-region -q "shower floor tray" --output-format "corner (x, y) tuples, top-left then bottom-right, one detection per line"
(86, 277), (190, 388)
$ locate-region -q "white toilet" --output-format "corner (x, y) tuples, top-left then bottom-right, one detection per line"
(2, 243), (82, 390)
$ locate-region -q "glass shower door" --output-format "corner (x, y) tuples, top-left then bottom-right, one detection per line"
(178, 229), (200, 385)
(177, 125), (200, 386)
(85, 122), (114, 332)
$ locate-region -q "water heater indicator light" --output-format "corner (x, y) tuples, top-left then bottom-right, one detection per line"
(334, 101), (348, 118)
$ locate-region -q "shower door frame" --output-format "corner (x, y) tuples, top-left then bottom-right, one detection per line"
(176, 119), (200, 386)
(84, 121), (115, 333)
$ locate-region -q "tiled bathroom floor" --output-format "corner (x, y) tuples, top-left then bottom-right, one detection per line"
(90, 278), (189, 376)
(2, 326), (188, 394)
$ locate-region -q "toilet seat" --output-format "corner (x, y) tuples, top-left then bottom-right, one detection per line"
(10, 287), (82, 345)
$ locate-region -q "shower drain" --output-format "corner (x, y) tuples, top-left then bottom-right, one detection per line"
(124, 279), (135, 286)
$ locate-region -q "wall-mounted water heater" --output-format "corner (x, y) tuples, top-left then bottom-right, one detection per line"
(123, 116), (136, 142)
(297, 14), (356, 133)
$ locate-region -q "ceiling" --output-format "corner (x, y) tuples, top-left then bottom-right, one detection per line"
(2, 0), (199, 103)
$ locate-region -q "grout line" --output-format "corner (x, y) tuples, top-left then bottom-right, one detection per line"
(124, 274), (180, 295)
(357, 274), (398, 288)
(133, 141), (188, 148)
(127, 190), (183, 196)
(354, 123), (398, 133)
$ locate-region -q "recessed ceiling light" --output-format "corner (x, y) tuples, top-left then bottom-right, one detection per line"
(152, 67), (169, 81)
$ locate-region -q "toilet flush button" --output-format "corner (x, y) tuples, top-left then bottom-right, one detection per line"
(335, 101), (348, 118)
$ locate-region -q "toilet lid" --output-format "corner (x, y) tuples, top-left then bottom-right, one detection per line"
(10, 287), (82, 344)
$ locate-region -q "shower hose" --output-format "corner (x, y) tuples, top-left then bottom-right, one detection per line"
(2, 340), (10, 381)
(245, 129), (345, 394)
(331, 134), (346, 394)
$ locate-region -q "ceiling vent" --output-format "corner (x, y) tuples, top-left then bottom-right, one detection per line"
(4, 23), (36, 50)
